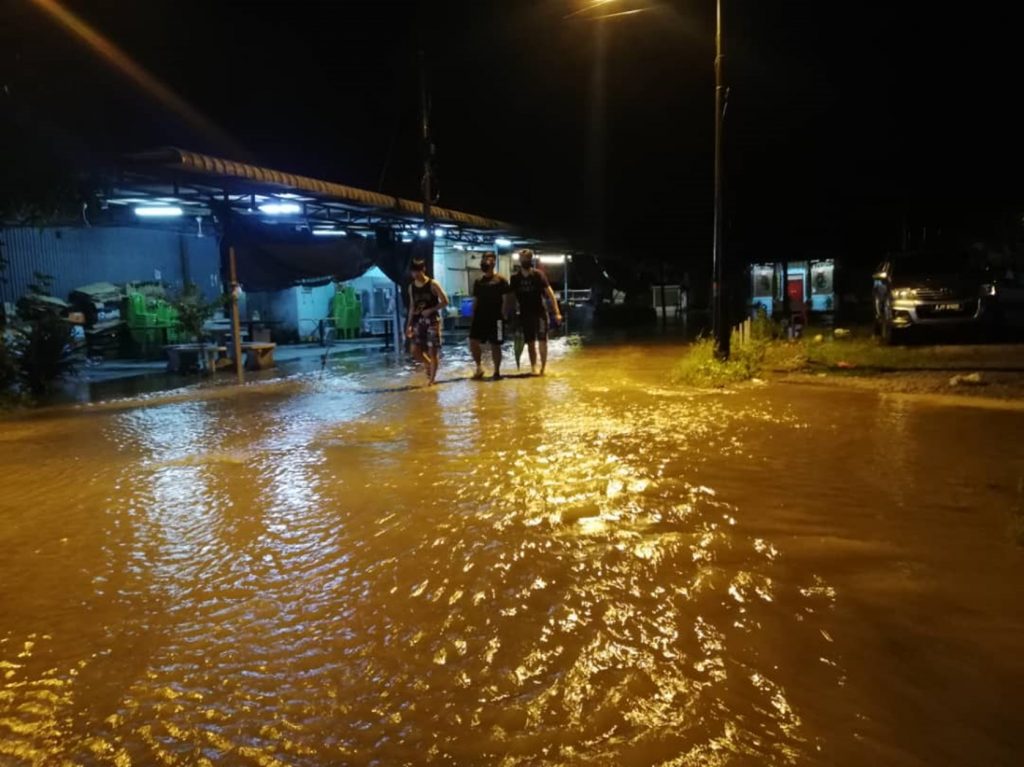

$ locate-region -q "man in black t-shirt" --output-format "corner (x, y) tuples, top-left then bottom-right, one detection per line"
(509, 249), (562, 375)
(468, 251), (509, 380)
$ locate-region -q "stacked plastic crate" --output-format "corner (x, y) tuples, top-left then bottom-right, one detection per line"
(331, 286), (362, 339)
(123, 292), (181, 358)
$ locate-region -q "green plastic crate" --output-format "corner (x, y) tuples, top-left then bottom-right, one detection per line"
(124, 293), (157, 328)
(331, 287), (362, 339)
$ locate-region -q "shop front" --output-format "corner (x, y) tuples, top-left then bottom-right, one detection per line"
(750, 259), (836, 319)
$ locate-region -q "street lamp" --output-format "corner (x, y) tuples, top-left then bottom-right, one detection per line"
(569, 0), (730, 358)
(566, 0), (649, 21)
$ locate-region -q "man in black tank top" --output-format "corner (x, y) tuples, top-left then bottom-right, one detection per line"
(405, 257), (449, 385)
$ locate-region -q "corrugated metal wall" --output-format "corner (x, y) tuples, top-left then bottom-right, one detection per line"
(0, 226), (222, 303)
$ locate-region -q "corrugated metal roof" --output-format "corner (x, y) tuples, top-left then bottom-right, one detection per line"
(127, 147), (516, 232)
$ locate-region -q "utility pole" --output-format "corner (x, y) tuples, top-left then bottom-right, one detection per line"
(586, 19), (608, 258)
(712, 0), (730, 358)
(418, 48), (435, 277)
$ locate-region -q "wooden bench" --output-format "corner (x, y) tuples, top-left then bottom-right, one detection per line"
(240, 342), (277, 371)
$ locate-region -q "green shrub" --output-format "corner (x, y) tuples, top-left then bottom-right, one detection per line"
(11, 311), (76, 394)
(672, 336), (767, 387)
(172, 283), (222, 343)
(0, 252), (18, 404)
(0, 335), (17, 395)
(9, 273), (76, 395)
(750, 305), (780, 341)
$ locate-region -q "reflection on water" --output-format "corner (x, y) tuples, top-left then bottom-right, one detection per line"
(2, 342), (1024, 766)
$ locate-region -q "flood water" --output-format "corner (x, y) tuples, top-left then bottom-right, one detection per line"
(2, 341), (1023, 766)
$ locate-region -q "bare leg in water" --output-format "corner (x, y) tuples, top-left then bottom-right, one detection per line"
(411, 342), (433, 384)
(490, 342), (502, 379)
(470, 338), (484, 379)
(427, 347), (440, 385)
(526, 341), (539, 375)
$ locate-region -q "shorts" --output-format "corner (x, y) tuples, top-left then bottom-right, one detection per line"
(520, 312), (548, 343)
(412, 316), (442, 350)
(469, 316), (503, 345)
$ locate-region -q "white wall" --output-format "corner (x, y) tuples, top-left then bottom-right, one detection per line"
(436, 243), (468, 300)
(246, 282), (336, 340)
(437, 248), (515, 304)
(246, 267), (400, 340)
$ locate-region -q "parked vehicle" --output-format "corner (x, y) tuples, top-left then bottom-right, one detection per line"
(872, 252), (995, 343)
(988, 266), (1024, 333)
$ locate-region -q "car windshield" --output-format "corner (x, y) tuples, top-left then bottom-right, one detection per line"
(895, 253), (982, 279)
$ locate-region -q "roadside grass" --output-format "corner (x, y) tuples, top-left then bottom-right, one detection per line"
(674, 331), (959, 388)
(672, 337), (766, 387)
(789, 337), (949, 372)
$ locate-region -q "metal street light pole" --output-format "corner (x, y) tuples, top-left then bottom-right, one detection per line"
(712, 0), (729, 359)
(571, 0), (729, 355)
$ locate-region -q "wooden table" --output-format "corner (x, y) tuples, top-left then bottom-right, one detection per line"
(204, 320), (248, 347)
(240, 342), (277, 371)
(246, 320), (281, 344)
(165, 344), (228, 373)
(363, 315), (395, 337)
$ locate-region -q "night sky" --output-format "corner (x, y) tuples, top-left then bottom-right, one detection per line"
(4, 0), (1024, 278)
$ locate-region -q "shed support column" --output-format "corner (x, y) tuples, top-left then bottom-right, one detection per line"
(229, 246), (244, 383)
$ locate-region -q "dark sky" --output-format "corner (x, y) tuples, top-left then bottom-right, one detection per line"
(4, 0), (1024, 274)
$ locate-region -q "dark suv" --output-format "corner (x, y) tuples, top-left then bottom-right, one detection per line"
(873, 252), (995, 343)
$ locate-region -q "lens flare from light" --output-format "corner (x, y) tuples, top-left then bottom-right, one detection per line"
(28, 0), (244, 156)
(259, 203), (302, 215)
(566, 0), (651, 20)
(135, 206), (184, 218)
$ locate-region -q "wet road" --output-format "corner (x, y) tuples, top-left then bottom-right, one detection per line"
(1, 341), (1023, 766)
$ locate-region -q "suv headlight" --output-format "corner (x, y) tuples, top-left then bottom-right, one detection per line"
(892, 288), (916, 300)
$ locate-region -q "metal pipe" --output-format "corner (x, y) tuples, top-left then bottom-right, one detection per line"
(563, 256), (570, 335)
(392, 282), (403, 353)
(228, 245), (244, 383)
(660, 261), (668, 328)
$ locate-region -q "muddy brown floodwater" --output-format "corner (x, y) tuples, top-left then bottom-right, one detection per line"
(1, 341), (1023, 766)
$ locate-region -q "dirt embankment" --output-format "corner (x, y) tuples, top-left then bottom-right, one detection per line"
(773, 344), (1024, 404)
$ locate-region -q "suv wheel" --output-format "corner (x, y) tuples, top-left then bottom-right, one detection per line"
(881, 318), (908, 346)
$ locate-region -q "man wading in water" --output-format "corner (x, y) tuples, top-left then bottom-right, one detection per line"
(469, 251), (510, 380)
(509, 249), (562, 375)
(405, 257), (449, 385)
